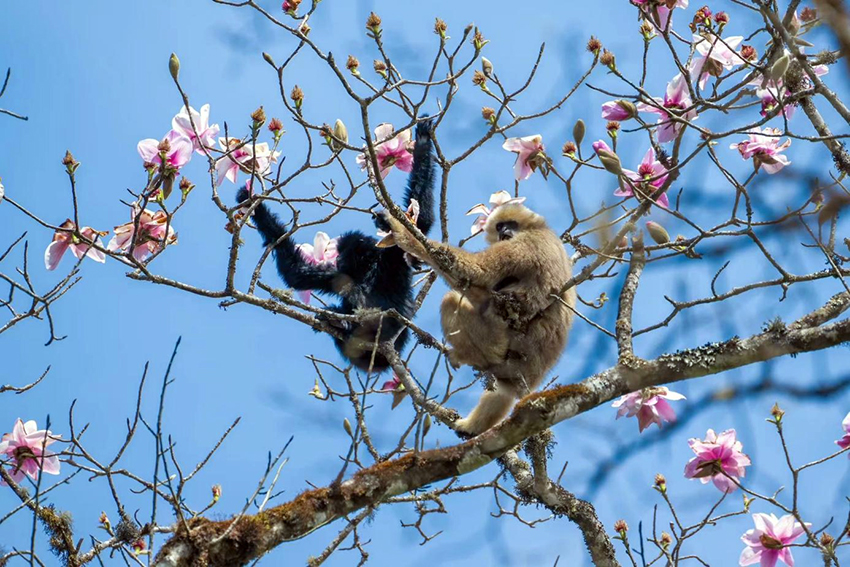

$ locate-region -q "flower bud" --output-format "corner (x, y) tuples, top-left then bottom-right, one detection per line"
(422, 414), (432, 438)
(132, 539), (148, 555)
(212, 484), (222, 502)
(587, 36), (602, 55)
(768, 52), (790, 82)
(99, 511), (111, 531)
(562, 141), (577, 157)
(346, 55), (360, 75)
(333, 119), (348, 148)
(573, 119), (586, 147)
(263, 52), (277, 68)
(481, 56), (494, 77)
(343, 417), (353, 437)
(290, 85), (304, 109)
(282, 0), (301, 14)
(169, 53), (180, 81)
(308, 379), (322, 398)
(366, 12), (382, 36)
(299, 21), (311, 36)
(434, 18), (448, 39)
(481, 107), (496, 124)
(596, 149), (623, 175)
(251, 106), (266, 127)
(770, 402), (785, 422)
(715, 11), (729, 26)
(654, 473), (667, 493)
(646, 221), (670, 245)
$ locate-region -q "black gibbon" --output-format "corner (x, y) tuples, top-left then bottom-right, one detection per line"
(236, 120), (436, 372)
(377, 202), (575, 434)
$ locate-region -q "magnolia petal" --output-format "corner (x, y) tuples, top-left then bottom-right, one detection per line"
(44, 241), (69, 271)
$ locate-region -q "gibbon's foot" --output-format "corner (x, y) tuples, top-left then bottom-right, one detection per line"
(446, 348), (462, 369)
(315, 310), (352, 332)
(452, 418), (478, 439)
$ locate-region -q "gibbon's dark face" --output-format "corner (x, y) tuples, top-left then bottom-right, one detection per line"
(496, 220), (519, 241)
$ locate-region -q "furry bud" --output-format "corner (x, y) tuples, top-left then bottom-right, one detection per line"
(481, 106), (496, 124)
(768, 52), (790, 82)
(654, 473), (667, 493)
(596, 149), (623, 175)
(645, 221), (670, 245)
(587, 36), (602, 55)
(373, 59), (388, 77)
(62, 150), (80, 174)
(740, 45), (757, 62)
(800, 8), (817, 22)
(770, 402), (785, 422)
(573, 119), (586, 147)
(169, 53), (180, 80)
(472, 28), (488, 50)
(481, 56), (494, 77)
(660, 533), (672, 549)
(211, 484), (222, 502)
(562, 141), (577, 157)
(333, 119), (348, 146)
(640, 20), (655, 41)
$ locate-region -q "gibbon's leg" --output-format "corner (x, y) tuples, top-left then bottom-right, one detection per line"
(440, 290), (509, 370)
(454, 380), (519, 435)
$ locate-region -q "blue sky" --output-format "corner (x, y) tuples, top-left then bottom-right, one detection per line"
(2, 1), (849, 565)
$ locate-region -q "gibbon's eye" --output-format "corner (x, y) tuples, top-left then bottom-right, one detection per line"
(496, 221), (518, 241)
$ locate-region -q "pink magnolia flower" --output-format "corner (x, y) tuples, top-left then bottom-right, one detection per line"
(172, 104), (220, 154)
(215, 138), (281, 186)
(638, 73), (698, 143)
(835, 411), (850, 454)
(295, 231), (339, 304)
(729, 127), (791, 174)
(684, 428), (751, 493)
(137, 130), (193, 171)
(740, 513), (810, 567)
(44, 219), (107, 270)
(356, 123), (414, 179)
(612, 387), (685, 432)
(632, 0), (689, 30)
(379, 374), (408, 409)
(690, 34), (745, 89)
(107, 207), (178, 262)
(616, 148), (670, 208)
(751, 63), (828, 119)
(0, 418), (61, 484)
(601, 100), (635, 121)
(592, 139), (612, 154)
(502, 134), (545, 181)
(466, 190), (527, 235)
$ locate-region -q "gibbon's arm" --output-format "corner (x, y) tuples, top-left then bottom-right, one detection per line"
(404, 120), (437, 235)
(381, 214), (540, 291)
(236, 187), (340, 295)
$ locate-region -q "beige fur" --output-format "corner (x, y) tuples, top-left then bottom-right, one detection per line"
(384, 203), (576, 434)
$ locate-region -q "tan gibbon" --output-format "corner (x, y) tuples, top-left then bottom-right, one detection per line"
(376, 202), (575, 435)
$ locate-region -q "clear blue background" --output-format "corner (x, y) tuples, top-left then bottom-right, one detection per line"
(1, 1), (849, 565)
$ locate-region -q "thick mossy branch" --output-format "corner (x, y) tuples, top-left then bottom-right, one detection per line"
(155, 293), (850, 567)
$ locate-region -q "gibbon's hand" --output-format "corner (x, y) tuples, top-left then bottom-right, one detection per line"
(372, 209), (392, 233)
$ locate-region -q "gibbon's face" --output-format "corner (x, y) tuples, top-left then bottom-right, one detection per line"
(496, 220), (519, 241)
(485, 203), (544, 244)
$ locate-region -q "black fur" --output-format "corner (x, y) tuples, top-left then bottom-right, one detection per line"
(237, 120), (436, 372)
